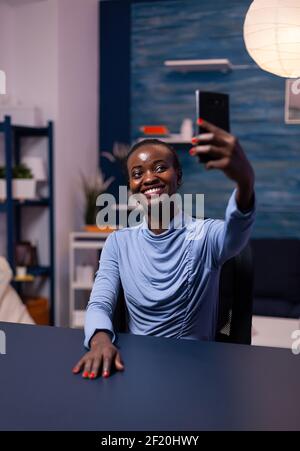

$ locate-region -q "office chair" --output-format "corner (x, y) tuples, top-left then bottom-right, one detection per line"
(216, 242), (253, 344)
(113, 242), (254, 345)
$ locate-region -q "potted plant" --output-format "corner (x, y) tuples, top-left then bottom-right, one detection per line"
(81, 170), (114, 232)
(0, 164), (36, 200)
(12, 164), (36, 200)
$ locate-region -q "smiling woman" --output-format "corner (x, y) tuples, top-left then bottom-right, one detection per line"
(73, 122), (255, 380)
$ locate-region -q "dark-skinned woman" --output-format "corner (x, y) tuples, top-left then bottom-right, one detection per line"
(73, 118), (255, 380)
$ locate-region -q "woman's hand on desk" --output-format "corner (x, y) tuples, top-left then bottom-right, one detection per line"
(72, 331), (125, 379)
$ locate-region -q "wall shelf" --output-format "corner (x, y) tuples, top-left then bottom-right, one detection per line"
(164, 58), (233, 72)
(0, 198), (50, 210)
(14, 275), (35, 283)
(137, 135), (191, 144)
(164, 59), (255, 73)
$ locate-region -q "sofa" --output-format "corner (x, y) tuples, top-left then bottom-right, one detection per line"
(0, 256), (35, 324)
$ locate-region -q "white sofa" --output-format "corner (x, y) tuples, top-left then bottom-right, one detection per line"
(0, 256), (35, 324)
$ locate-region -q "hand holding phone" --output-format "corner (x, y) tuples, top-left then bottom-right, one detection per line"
(190, 94), (254, 207)
(194, 91), (230, 162)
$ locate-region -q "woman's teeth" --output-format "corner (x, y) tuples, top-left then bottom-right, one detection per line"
(144, 187), (163, 195)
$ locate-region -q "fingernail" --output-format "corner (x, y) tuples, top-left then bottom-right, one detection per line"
(72, 368), (78, 373)
(191, 137), (198, 144)
(89, 372), (96, 379)
(189, 148), (196, 156)
(103, 371), (109, 378)
(83, 371), (89, 378)
(197, 118), (204, 125)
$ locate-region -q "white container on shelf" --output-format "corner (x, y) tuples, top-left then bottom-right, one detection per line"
(16, 266), (27, 278)
(13, 179), (36, 200)
(180, 118), (193, 140)
(0, 179), (36, 200)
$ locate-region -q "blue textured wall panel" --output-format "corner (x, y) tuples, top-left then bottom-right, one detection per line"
(131, 0), (300, 237)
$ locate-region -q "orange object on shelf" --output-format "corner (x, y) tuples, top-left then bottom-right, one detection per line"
(25, 297), (50, 326)
(14, 274), (35, 282)
(140, 125), (169, 136)
(84, 225), (116, 233)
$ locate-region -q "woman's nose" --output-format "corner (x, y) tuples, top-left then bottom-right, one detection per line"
(143, 170), (159, 184)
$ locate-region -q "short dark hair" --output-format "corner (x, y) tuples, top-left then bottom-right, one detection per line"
(126, 138), (182, 185)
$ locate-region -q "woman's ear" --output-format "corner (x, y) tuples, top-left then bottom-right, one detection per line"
(177, 169), (183, 188)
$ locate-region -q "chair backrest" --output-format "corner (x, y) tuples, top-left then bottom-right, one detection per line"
(216, 242), (253, 344)
(113, 242), (254, 345)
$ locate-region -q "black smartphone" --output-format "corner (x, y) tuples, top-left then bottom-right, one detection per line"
(195, 90), (230, 161)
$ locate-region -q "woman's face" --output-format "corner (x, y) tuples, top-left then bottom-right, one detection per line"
(127, 144), (180, 202)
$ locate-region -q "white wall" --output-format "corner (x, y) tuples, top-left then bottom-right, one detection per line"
(0, 1), (15, 101)
(12, 0), (58, 121)
(55, 0), (99, 325)
(0, 0), (99, 326)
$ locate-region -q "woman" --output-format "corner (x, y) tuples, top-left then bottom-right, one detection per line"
(73, 118), (255, 379)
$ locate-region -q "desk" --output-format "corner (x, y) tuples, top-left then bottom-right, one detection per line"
(0, 322), (300, 431)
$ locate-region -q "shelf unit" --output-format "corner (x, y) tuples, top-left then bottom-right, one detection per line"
(0, 115), (55, 324)
(69, 231), (110, 328)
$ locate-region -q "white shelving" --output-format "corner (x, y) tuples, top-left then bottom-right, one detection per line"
(71, 282), (94, 290)
(73, 310), (86, 330)
(69, 231), (110, 328)
(137, 134), (191, 144)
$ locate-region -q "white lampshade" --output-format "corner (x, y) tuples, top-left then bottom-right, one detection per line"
(244, 0), (300, 78)
(21, 156), (47, 181)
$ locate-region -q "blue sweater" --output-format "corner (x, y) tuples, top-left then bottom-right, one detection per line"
(84, 189), (255, 348)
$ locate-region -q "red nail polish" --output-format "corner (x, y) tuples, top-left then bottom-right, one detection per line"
(189, 149), (195, 156)
(191, 137), (198, 144)
(72, 367), (78, 373)
(103, 371), (109, 378)
(89, 372), (95, 379)
(83, 371), (89, 378)
(197, 118), (204, 125)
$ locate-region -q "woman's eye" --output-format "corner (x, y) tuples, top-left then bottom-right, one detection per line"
(156, 165), (166, 172)
(132, 171), (142, 178)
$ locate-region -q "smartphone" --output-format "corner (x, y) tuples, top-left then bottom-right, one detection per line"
(195, 90), (230, 161)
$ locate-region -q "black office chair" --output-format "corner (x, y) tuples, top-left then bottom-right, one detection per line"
(113, 242), (254, 345)
(216, 242), (253, 344)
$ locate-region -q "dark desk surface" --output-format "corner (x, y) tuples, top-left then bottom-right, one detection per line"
(0, 321), (300, 431)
